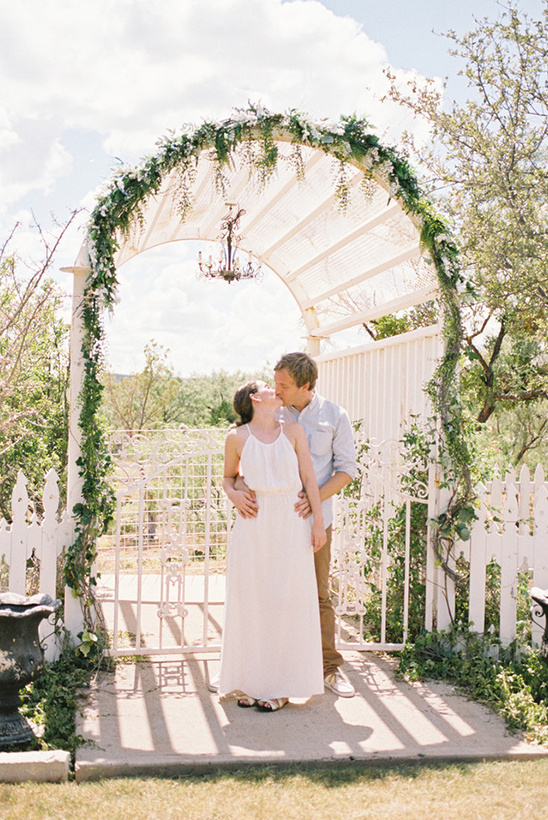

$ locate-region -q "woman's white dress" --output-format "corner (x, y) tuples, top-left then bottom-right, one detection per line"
(218, 425), (324, 700)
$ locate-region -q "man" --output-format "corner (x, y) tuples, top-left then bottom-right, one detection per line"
(273, 352), (357, 697)
(209, 352), (357, 697)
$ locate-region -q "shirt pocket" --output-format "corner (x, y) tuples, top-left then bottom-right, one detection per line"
(309, 429), (332, 457)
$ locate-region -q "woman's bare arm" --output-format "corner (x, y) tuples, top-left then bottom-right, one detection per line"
(222, 431), (258, 519)
(291, 423), (326, 552)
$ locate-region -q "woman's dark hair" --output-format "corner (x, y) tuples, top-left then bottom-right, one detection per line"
(233, 381), (259, 426)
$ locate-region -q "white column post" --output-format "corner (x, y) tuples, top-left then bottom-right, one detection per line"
(304, 305), (322, 358)
(307, 336), (321, 357)
(61, 263), (90, 640)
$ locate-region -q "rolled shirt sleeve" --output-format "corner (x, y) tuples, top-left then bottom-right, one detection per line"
(332, 410), (358, 481)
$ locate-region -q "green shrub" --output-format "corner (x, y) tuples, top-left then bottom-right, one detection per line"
(398, 626), (548, 745)
(18, 648), (95, 757)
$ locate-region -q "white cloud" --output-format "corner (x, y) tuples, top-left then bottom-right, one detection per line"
(102, 245), (305, 376)
(0, 0), (427, 211)
(0, 0), (438, 375)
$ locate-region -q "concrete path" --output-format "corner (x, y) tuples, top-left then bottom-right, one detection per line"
(75, 650), (548, 781)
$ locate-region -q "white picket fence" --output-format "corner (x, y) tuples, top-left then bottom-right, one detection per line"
(0, 469), (74, 660)
(2, 465), (548, 658)
(446, 464), (548, 647)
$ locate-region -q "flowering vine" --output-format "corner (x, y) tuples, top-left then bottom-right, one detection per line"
(65, 104), (473, 638)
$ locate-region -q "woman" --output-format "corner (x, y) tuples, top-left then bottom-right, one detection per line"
(219, 380), (325, 712)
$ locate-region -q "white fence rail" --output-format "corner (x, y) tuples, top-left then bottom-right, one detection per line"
(0, 469), (73, 660)
(3, 464), (548, 658)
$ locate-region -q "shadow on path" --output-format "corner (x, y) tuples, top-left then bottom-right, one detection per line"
(75, 650), (547, 781)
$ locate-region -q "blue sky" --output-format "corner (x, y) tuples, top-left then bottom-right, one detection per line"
(320, 1), (545, 74)
(1, 0), (545, 375)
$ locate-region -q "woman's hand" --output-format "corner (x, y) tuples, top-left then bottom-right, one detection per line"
(311, 521), (327, 552)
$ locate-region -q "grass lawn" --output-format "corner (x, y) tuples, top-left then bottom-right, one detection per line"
(0, 760), (546, 819)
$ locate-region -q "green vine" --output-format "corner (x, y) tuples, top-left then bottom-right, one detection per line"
(64, 103), (473, 641)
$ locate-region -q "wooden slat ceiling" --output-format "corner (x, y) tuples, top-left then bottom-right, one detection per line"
(114, 138), (438, 342)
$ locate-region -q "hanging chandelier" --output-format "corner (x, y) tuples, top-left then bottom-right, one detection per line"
(197, 204), (262, 284)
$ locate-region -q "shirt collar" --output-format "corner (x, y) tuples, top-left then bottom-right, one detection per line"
(289, 391), (318, 417)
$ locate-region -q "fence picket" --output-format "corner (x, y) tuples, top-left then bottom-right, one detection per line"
(461, 472), (548, 648)
(468, 492), (487, 633)
(499, 485), (519, 645)
(490, 476), (503, 541)
(518, 464), (531, 536)
(9, 472), (29, 594)
(533, 486), (548, 580)
(2, 458), (548, 656)
(0, 519), (9, 566)
(40, 469), (61, 597)
(0, 470), (72, 660)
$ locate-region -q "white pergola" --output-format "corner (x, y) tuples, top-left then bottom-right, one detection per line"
(72, 132), (438, 352)
(64, 123), (441, 512)
(61, 114), (449, 638)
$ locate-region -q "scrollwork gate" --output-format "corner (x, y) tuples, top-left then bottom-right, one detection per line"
(332, 437), (432, 651)
(98, 428), (230, 656)
(98, 429), (427, 657)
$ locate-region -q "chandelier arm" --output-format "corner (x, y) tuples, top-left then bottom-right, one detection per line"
(197, 205), (260, 283)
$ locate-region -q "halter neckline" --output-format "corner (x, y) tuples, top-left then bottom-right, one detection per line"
(246, 422), (283, 445)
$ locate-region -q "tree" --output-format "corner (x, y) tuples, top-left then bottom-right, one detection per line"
(0, 218), (74, 519)
(386, 3), (548, 465)
(102, 341), (180, 433)
(171, 369), (271, 428)
(362, 300), (440, 341)
(102, 354), (273, 432)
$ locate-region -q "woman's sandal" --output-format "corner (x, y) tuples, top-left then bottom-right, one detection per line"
(237, 695), (257, 708)
(255, 698), (288, 712)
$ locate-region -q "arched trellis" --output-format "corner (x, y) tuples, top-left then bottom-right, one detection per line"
(62, 105), (473, 639)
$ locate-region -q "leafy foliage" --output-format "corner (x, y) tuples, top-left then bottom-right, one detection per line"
(101, 348), (272, 432)
(398, 627), (548, 745)
(387, 3), (548, 462)
(102, 341), (180, 433)
(169, 367), (273, 428)
(18, 648), (94, 755)
(0, 219), (73, 521)
(360, 500), (427, 644)
(342, 420), (430, 644)
(361, 300), (441, 342)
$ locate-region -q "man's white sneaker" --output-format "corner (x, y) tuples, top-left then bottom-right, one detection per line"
(324, 669), (355, 697)
(207, 674), (219, 694)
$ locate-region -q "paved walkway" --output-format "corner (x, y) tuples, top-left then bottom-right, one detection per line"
(71, 572), (548, 780)
(75, 650), (548, 781)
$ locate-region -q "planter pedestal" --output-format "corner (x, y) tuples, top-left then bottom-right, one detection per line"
(0, 593), (61, 747)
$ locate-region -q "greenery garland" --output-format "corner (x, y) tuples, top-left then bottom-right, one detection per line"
(64, 104), (473, 638)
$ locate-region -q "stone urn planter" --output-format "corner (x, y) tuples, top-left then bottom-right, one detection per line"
(0, 592), (61, 747)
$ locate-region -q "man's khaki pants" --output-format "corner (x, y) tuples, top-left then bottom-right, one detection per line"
(314, 526), (343, 676)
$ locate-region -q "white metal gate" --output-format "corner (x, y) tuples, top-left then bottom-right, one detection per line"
(333, 436), (431, 652)
(97, 427), (428, 658)
(98, 428), (229, 656)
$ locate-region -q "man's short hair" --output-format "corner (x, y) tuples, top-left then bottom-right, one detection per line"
(274, 352), (318, 390)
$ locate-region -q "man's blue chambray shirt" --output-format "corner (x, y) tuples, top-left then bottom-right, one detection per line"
(280, 393), (358, 529)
